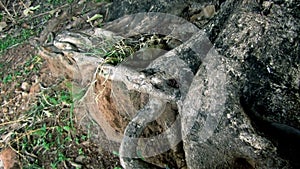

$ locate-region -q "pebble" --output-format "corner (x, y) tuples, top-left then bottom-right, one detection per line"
(2, 107), (8, 113)
(75, 155), (86, 163)
(21, 82), (30, 91)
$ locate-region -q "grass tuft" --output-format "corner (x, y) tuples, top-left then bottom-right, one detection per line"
(0, 29), (34, 53)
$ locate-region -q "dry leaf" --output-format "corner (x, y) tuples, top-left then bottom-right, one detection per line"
(29, 82), (41, 94)
(86, 14), (103, 23)
(23, 5), (40, 16)
(78, 0), (87, 5)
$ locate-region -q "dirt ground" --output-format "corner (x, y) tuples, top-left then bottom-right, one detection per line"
(0, 43), (121, 168)
(0, 0), (121, 168)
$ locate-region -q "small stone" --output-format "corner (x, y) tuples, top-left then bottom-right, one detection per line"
(78, 0), (86, 5)
(75, 155), (86, 163)
(69, 161), (82, 168)
(203, 5), (215, 18)
(21, 92), (29, 98)
(262, 1), (273, 9)
(21, 82), (30, 91)
(0, 22), (7, 32)
(2, 107), (8, 113)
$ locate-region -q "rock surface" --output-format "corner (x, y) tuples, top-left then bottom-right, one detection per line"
(106, 0), (300, 168)
(37, 0), (299, 168)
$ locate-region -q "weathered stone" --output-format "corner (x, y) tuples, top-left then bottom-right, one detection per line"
(107, 0), (188, 21)
(203, 0), (299, 168)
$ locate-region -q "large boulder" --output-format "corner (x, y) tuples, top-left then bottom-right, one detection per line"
(106, 0), (300, 168)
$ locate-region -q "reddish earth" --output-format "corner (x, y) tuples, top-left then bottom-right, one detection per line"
(0, 148), (18, 169)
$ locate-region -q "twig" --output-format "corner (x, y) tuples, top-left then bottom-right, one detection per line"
(0, 119), (26, 127)
(0, 1), (16, 23)
(28, 4), (68, 19)
(16, 3), (69, 23)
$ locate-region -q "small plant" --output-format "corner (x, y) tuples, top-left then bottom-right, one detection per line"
(94, 0), (111, 2)
(1, 55), (42, 86)
(0, 29), (34, 53)
(103, 40), (135, 65)
(88, 39), (135, 65)
(2, 73), (13, 83)
(47, 0), (74, 5)
(93, 34), (175, 66)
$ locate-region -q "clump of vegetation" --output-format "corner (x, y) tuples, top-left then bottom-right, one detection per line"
(47, 0), (74, 5)
(0, 29), (34, 53)
(10, 85), (83, 168)
(92, 34), (177, 65)
(102, 40), (135, 65)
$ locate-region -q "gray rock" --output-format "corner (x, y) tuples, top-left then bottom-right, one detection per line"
(106, 0), (188, 21)
(106, 0), (300, 168)
(204, 0), (299, 168)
